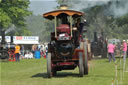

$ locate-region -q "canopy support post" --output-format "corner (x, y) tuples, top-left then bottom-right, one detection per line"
(54, 16), (57, 38)
(70, 16), (72, 37)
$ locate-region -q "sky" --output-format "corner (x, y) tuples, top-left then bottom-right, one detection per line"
(30, 0), (56, 1)
(29, 0), (105, 15)
(29, 0), (128, 17)
(28, 0), (112, 15)
(29, 0), (58, 15)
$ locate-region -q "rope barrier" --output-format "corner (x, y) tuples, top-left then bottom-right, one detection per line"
(111, 59), (119, 85)
(114, 57), (128, 85)
(111, 51), (128, 85)
(124, 59), (128, 72)
(119, 56), (123, 85)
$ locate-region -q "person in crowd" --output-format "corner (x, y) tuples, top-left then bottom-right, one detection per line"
(107, 42), (116, 62)
(117, 42), (121, 56)
(15, 44), (20, 62)
(113, 42), (116, 56)
(24, 51), (33, 59)
(32, 44), (36, 54)
(122, 40), (127, 62)
(29, 52), (33, 59)
(20, 45), (25, 59)
(127, 40), (128, 56)
(45, 46), (48, 58)
(38, 44), (41, 51)
(40, 45), (44, 57)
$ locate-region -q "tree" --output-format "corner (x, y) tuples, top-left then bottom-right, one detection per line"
(26, 15), (54, 42)
(0, 0), (31, 35)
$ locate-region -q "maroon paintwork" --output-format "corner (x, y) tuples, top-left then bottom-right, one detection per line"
(56, 24), (70, 34)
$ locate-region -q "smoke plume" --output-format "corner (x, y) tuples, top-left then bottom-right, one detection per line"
(5, 24), (15, 34)
(70, 0), (128, 17)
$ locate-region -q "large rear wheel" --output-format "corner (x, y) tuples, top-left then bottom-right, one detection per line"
(47, 53), (52, 78)
(84, 42), (88, 75)
(79, 52), (84, 77)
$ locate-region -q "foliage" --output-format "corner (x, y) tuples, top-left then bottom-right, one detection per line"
(56, 0), (128, 40)
(0, 0), (31, 36)
(26, 15), (54, 42)
(82, 3), (128, 40)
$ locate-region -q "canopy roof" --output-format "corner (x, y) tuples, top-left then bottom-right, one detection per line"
(43, 10), (84, 20)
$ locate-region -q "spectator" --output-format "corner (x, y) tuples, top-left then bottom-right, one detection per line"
(24, 51), (33, 59)
(38, 44), (41, 51)
(40, 45), (44, 57)
(32, 44), (36, 54)
(117, 42), (121, 56)
(122, 40), (127, 62)
(20, 45), (25, 59)
(107, 42), (116, 62)
(15, 44), (20, 62)
(113, 42), (116, 56)
(127, 40), (128, 56)
(45, 45), (48, 58)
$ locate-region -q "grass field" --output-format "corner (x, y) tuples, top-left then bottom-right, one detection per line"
(0, 58), (128, 85)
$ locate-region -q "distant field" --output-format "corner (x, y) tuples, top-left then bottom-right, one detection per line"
(0, 58), (128, 85)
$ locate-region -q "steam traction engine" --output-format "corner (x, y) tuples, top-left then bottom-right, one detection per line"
(43, 7), (89, 78)
(0, 30), (9, 60)
(0, 30), (15, 61)
(91, 32), (107, 58)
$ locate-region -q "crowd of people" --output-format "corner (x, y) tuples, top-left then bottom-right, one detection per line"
(13, 39), (128, 62)
(14, 43), (48, 62)
(107, 40), (128, 62)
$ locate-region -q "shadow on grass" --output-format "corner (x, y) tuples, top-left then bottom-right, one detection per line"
(88, 74), (114, 78)
(31, 73), (47, 78)
(0, 59), (8, 62)
(54, 72), (80, 78)
(31, 72), (82, 78)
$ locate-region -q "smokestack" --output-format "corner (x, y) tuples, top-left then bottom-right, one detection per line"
(94, 32), (98, 42)
(10, 36), (13, 43)
(1, 30), (6, 44)
(60, 5), (68, 10)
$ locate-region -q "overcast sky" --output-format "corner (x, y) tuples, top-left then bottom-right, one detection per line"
(28, 0), (120, 15)
(29, 0), (58, 15)
(30, 0), (56, 1)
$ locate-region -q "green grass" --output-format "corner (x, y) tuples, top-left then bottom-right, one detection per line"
(0, 58), (128, 85)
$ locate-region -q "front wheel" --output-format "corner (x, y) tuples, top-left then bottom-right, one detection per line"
(84, 43), (88, 75)
(79, 52), (84, 77)
(47, 53), (52, 78)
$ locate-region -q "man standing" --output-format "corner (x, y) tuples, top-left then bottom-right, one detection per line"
(21, 45), (24, 59)
(127, 40), (128, 56)
(15, 44), (20, 62)
(107, 42), (116, 62)
(75, 18), (87, 34)
(123, 40), (127, 62)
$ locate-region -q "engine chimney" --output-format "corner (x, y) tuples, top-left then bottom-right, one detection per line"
(10, 36), (13, 43)
(1, 30), (6, 44)
(94, 32), (98, 42)
(60, 5), (68, 10)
